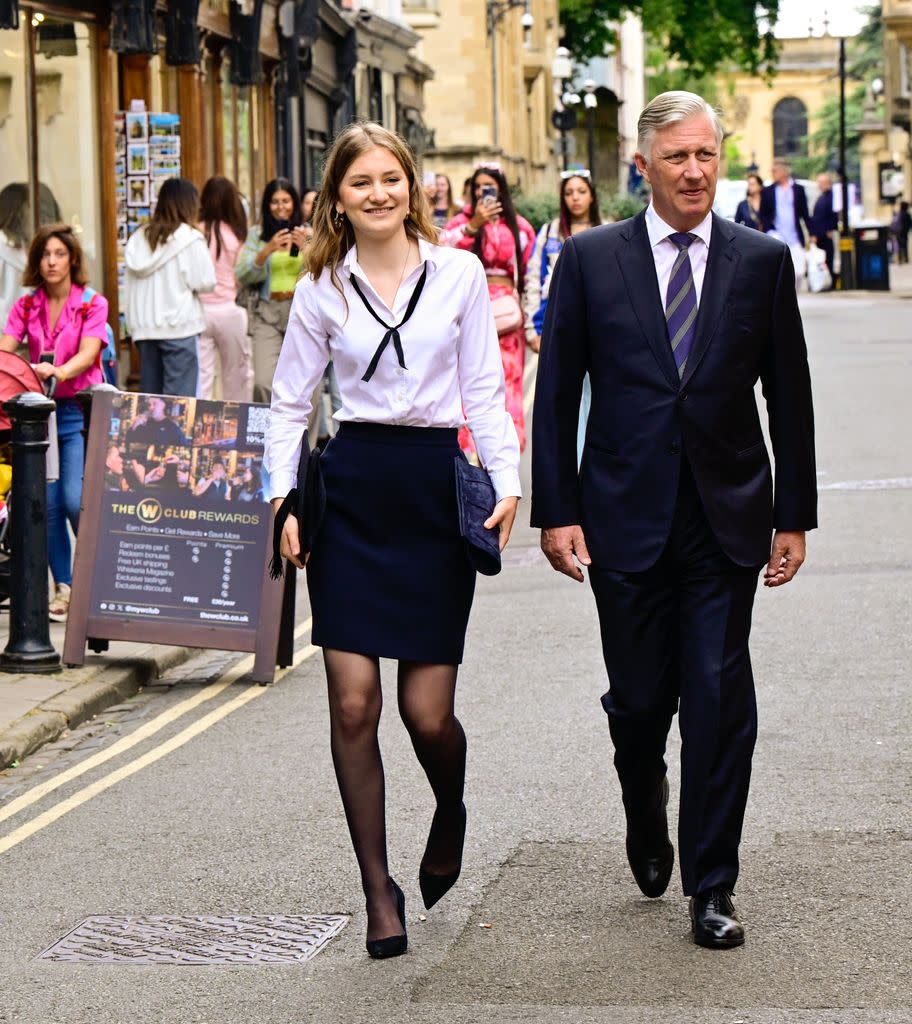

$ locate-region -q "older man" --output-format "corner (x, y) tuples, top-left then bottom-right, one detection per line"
(759, 158), (811, 246)
(532, 92), (817, 948)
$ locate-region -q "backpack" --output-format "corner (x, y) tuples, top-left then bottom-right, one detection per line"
(81, 287), (118, 386)
(22, 285), (117, 386)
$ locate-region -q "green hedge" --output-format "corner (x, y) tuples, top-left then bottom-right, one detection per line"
(514, 190), (645, 232)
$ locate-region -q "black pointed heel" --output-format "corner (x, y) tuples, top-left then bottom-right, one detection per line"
(419, 803), (467, 910)
(365, 878), (407, 960)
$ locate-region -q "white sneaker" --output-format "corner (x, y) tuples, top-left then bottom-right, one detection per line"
(49, 582), (71, 622)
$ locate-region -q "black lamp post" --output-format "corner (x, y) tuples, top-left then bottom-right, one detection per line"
(583, 78), (598, 180)
(837, 35), (855, 289)
(551, 47), (579, 171)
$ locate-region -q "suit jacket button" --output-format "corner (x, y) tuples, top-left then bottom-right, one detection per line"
(669, 442), (681, 454)
(679, 391), (688, 401)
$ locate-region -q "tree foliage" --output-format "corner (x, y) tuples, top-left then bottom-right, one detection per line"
(559, 0), (780, 74)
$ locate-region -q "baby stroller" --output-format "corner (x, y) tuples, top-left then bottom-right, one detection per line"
(0, 350), (59, 607)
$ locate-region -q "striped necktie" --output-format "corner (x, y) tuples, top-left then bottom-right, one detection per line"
(665, 231), (698, 378)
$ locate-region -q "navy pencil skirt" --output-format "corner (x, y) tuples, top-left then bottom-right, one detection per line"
(306, 422), (477, 664)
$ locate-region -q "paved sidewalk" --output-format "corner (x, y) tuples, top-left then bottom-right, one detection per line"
(0, 614), (191, 769)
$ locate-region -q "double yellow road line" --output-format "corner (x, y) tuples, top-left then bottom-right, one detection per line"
(0, 620), (319, 856)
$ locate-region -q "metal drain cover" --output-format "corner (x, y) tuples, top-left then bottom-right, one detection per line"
(39, 914), (348, 964)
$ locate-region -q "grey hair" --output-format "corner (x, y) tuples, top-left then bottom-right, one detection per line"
(636, 91), (724, 159)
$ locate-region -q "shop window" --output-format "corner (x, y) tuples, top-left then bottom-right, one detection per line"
(0, 14), (103, 321)
(220, 61), (261, 216)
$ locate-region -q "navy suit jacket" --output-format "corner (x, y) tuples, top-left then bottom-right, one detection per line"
(530, 209), (818, 572)
(808, 189), (839, 238)
(759, 181), (810, 240)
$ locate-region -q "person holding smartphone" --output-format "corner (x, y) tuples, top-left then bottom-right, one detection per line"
(235, 178), (311, 404)
(443, 164), (535, 453)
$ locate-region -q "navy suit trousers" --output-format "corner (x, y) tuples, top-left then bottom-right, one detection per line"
(589, 458), (762, 896)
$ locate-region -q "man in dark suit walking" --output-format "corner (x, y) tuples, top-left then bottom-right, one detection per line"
(759, 158), (811, 246)
(808, 172), (840, 286)
(531, 92), (817, 949)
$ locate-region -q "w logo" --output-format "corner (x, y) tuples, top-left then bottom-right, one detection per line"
(136, 498), (162, 524)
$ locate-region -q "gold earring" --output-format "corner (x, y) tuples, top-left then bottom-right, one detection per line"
(333, 210), (344, 229)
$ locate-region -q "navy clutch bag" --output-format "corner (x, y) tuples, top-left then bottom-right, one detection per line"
(454, 456), (501, 576)
(269, 441), (325, 580)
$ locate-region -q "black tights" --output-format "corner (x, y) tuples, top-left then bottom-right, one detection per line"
(323, 649), (466, 941)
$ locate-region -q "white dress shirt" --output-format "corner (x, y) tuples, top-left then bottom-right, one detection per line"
(644, 204), (713, 307)
(773, 180), (801, 247)
(264, 238), (522, 502)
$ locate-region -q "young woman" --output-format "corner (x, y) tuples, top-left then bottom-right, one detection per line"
(265, 123), (520, 960)
(235, 178), (310, 404)
(300, 186), (318, 225)
(443, 165), (534, 453)
(0, 225), (106, 620)
(430, 174), (457, 229)
(197, 176), (253, 401)
(524, 171), (602, 354)
(125, 178), (216, 396)
(734, 173), (764, 230)
(523, 171), (602, 466)
(0, 184), (30, 330)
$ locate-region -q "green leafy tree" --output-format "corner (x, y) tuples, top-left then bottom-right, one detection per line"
(559, 0), (780, 73)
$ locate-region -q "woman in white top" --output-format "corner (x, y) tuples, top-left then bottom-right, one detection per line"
(265, 122), (520, 960)
(124, 178), (215, 396)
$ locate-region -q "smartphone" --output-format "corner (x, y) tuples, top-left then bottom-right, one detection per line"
(38, 353), (54, 364)
(422, 170), (436, 188)
(480, 184), (498, 206)
(276, 219), (299, 258)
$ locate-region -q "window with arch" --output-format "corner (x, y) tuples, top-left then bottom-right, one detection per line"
(772, 97), (808, 158)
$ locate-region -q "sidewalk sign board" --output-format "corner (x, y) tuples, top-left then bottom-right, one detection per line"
(64, 391), (284, 683)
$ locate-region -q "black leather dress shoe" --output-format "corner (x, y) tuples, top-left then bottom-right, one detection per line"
(625, 777), (674, 899)
(689, 888), (744, 949)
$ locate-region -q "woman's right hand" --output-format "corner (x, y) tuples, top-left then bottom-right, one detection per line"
(469, 199), (501, 232)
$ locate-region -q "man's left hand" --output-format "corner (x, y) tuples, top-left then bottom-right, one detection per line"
(763, 530), (806, 587)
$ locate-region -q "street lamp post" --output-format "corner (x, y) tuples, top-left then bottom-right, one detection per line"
(583, 79), (597, 180)
(838, 34), (855, 289)
(551, 47), (578, 171)
(486, 0), (533, 151)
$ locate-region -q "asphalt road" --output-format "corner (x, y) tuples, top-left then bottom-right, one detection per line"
(0, 291), (909, 1023)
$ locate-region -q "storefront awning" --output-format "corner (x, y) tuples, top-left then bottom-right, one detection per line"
(0, 0), (18, 32)
(165, 0), (201, 66)
(229, 0), (265, 86)
(111, 0), (158, 56)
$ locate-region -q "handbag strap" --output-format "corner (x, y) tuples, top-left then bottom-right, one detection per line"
(350, 263), (428, 382)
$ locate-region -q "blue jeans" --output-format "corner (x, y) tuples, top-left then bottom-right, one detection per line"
(137, 336), (199, 396)
(47, 399), (85, 587)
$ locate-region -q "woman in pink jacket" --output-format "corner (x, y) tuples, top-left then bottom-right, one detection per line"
(443, 165), (534, 453)
(0, 225), (106, 621)
(198, 176), (253, 401)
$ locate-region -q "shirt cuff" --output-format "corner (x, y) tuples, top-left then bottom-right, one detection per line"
(265, 470), (295, 502)
(490, 467), (522, 503)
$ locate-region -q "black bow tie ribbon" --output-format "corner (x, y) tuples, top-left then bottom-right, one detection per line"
(350, 263), (429, 382)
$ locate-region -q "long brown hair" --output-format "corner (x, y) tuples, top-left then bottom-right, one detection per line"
(467, 166), (527, 292)
(199, 176), (248, 260)
(558, 173), (601, 239)
(145, 177), (199, 251)
(307, 122), (438, 298)
(23, 224), (88, 288)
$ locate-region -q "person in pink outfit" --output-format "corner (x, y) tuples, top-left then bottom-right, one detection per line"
(443, 165), (534, 453)
(198, 176), (253, 401)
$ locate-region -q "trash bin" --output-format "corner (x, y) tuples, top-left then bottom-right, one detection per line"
(853, 226), (891, 290)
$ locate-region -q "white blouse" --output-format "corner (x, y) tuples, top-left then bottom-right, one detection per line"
(264, 238), (522, 502)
